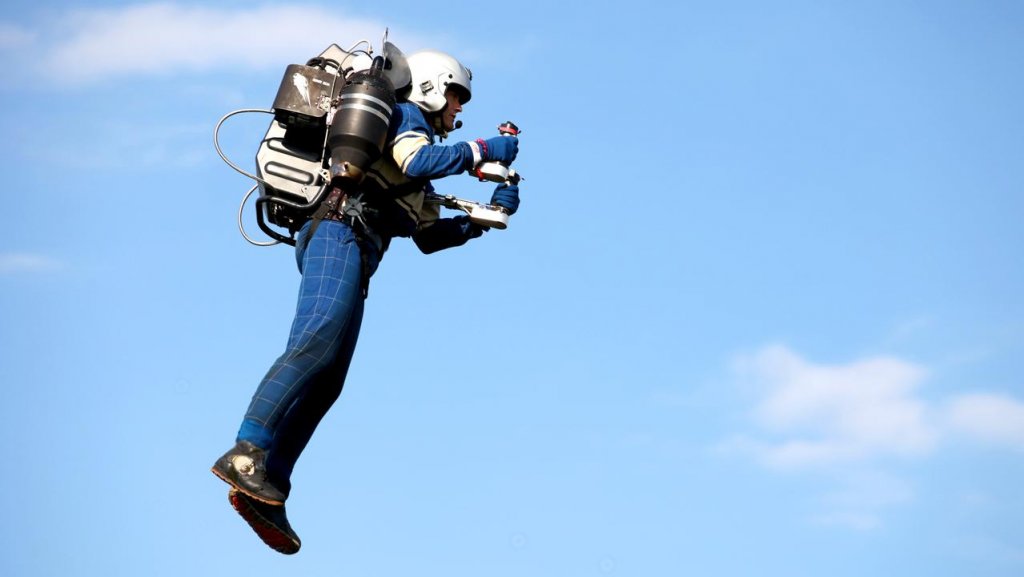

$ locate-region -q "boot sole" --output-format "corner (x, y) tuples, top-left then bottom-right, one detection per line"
(211, 466), (285, 506)
(229, 489), (301, 555)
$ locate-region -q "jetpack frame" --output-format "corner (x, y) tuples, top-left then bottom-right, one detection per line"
(214, 35), (411, 246)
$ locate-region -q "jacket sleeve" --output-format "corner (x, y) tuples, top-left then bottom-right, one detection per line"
(412, 215), (486, 254)
(389, 104), (476, 179)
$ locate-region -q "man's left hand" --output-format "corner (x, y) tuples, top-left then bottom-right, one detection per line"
(491, 183), (520, 215)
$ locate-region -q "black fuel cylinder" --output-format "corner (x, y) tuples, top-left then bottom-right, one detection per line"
(327, 57), (396, 186)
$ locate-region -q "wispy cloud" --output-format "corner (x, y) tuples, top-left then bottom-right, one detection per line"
(955, 535), (1024, 566)
(8, 4), (437, 84)
(49, 4), (393, 81)
(0, 253), (63, 274)
(809, 471), (915, 531)
(68, 120), (213, 170)
(720, 343), (1024, 529)
(880, 315), (934, 347)
(0, 21), (35, 49)
(730, 344), (937, 469)
(944, 393), (1024, 451)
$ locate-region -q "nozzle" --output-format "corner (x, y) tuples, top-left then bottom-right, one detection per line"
(370, 55), (386, 75)
(330, 161), (365, 185)
(498, 121), (520, 136)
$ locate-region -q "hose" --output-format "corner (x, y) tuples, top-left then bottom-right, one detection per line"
(238, 184), (279, 247)
(213, 108), (281, 246)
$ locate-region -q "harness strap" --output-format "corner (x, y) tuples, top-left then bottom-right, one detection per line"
(306, 187), (345, 241)
(307, 187), (374, 298)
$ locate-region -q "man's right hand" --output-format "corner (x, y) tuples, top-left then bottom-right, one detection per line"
(481, 135), (519, 164)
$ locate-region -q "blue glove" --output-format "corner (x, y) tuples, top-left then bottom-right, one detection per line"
(481, 135), (519, 164)
(491, 183), (520, 215)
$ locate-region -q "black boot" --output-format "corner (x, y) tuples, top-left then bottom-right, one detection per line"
(211, 441), (287, 506)
(228, 489), (301, 555)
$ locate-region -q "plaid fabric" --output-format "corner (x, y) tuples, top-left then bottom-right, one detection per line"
(237, 219), (376, 488)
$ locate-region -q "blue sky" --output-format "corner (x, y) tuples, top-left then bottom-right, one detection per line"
(1, 1), (1023, 575)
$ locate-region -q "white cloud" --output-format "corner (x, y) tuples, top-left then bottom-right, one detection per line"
(944, 393), (1024, 450)
(733, 344), (937, 469)
(64, 119), (213, 170)
(722, 343), (1024, 530)
(810, 511), (882, 531)
(0, 253), (63, 274)
(809, 470), (915, 531)
(955, 535), (1024, 566)
(30, 4), (434, 83)
(0, 22), (35, 48)
(880, 315), (934, 346)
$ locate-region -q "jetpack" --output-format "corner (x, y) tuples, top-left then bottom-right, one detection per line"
(215, 33), (523, 246)
(214, 33), (411, 246)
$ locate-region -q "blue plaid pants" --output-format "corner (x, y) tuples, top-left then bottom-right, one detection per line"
(236, 218), (379, 496)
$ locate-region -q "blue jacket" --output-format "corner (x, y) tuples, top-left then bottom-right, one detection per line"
(360, 102), (484, 253)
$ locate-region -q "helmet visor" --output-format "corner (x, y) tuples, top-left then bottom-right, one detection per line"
(447, 83), (471, 105)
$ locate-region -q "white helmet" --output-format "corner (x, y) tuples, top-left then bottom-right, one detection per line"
(405, 50), (472, 113)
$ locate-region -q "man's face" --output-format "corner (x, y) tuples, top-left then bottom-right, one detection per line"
(441, 88), (463, 132)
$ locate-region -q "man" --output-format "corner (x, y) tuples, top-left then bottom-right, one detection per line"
(211, 49), (520, 554)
